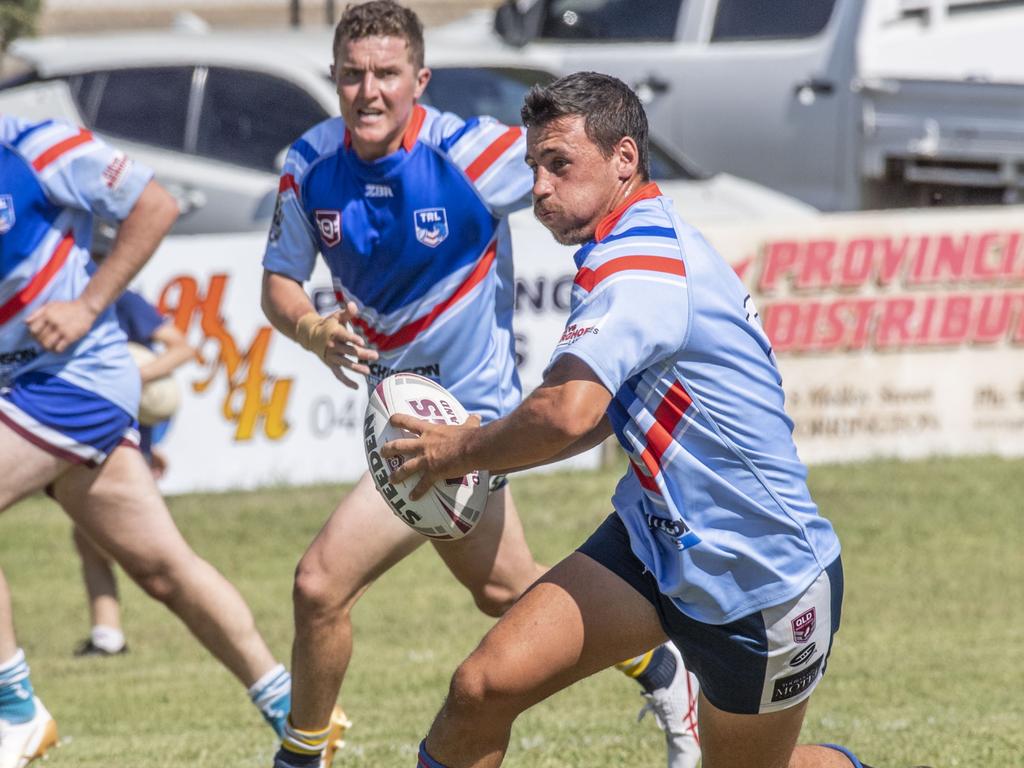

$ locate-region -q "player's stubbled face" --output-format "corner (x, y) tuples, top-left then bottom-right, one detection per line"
(526, 116), (624, 246)
(332, 35), (430, 161)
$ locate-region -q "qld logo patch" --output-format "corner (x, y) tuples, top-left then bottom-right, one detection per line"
(315, 209), (342, 247)
(0, 195), (15, 234)
(792, 608), (816, 643)
(414, 207), (448, 247)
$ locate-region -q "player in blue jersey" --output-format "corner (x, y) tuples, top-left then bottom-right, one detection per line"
(71, 289), (196, 657)
(0, 116), (292, 767)
(261, 4), (698, 767)
(383, 72), (884, 768)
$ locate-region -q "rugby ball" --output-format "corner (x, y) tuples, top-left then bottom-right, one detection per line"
(127, 342), (181, 426)
(364, 373), (489, 540)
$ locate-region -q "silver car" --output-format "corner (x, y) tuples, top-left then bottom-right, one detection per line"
(0, 27), (814, 235)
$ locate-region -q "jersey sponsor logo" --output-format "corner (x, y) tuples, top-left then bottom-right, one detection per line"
(315, 209), (342, 247)
(556, 322), (600, 347)
(788, 641), (817, 667)
(771, 656), (823, 702)
(364, 183), (394, 198)
(414, 207), (448, 247)
(101, 152), (133, 190)
(792, 607), (816, 643)
(368, 362), (441, 382)
(0, 194), (14, 234)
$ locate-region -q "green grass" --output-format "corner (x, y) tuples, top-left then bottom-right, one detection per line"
(2, 457), (1022, 767)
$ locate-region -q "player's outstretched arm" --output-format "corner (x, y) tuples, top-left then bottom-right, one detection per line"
(261, 269), (378, 389)
(27, 180), (178, 353)
(384, 354), (612, 498)
(137, 321), (197, 384)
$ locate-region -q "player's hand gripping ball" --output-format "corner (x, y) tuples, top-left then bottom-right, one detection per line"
(364, 373), (488, 540)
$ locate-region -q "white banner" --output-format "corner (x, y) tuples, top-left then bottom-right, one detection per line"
(136, 205), (1024, 494)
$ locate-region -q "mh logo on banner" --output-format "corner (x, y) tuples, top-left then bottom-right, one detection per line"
(414, 207), (448, 247)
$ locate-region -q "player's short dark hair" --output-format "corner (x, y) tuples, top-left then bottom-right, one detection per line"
(333, 1), (425, 69)
(521, 71), (650, 180)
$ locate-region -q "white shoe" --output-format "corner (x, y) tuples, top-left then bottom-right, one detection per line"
(637, 644), (701, 768)
(0, 697), (58, 768)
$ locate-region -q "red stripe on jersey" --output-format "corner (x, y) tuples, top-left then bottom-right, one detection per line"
(574, 255), (685, 292)
(631, 459), (660, 492)
(351, 241), (498, 352)
(632, 380), (692, 486)
(644, 380), (692, 466)
(279, 174), (299, 194)
(594, 182), (662, 242)
(654, 380), (693, 434)
(0, 232), (75, 324)
(31, 130), (93, 172)
(465, 126), (521, 182)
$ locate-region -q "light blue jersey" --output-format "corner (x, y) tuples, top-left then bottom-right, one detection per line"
(0, 116), (153, 416)
(263, 105), (532, 421)
(548, 184), (841, 624)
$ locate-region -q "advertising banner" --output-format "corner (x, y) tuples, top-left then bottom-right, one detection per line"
(136, 205), (1024, 494)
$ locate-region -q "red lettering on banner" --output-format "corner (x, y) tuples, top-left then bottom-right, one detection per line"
(928, 234), (970, 283)
(906, 236), (932, 284)
(974, 295), (1015, 344)
(937, 294), (972, 345)
(797, 240), (835, 290)
(763, 301), (800, 352)
(971, 232), (1005, 281)
(877, 236), (910, 286)
(914, 296), (938, 344)
(759, 241), (800, 292)
(876, 298), (916, 348)
(840, 239), (874, 287)
(158, 274), (292, 442)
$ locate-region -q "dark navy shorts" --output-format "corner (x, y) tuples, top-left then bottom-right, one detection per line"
(579, 512), (843, 715)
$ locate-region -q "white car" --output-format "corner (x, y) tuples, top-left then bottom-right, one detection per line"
(0, 26), (815, 235)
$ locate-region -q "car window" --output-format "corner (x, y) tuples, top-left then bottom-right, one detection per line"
(423, 66), (698, 181)
(422, 67), (553, 127)
(711, 0), (838, 42)
(196, 67), (328, 171)
(89, 67), (192, 150)
(539, 0), (684, 41)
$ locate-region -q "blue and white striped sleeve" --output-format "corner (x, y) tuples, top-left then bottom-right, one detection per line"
(439, 114), (532, 218)
(16, 120), (152, 221)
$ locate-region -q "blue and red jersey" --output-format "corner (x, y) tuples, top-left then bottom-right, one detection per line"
(263, 105), (532, 421)
(548, 183), (841, 624)
(0, 116), (153, 416)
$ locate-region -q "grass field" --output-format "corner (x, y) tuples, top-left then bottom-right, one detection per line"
(2, 457), (1022, 767)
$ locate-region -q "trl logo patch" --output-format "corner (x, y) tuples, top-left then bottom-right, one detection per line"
(792, 608), (816, 643)
(414, 207), (448, 247)
(0, 195), (15, 234)
(315, 209), (342, 247)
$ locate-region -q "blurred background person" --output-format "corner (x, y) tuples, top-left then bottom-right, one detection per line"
(71, 288), (195, 657)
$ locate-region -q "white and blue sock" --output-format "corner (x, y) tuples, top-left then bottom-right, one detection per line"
(0, 649), (37, 725)
(248, 663), (291, 738)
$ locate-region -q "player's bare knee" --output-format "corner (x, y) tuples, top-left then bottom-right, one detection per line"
(447, 651), (527, 719)
(471, 581), (519, 617)
(292, 559), (356, 621)
(126, 562), (180, 604)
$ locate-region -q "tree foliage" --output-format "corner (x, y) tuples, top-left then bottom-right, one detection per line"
(0, 0), (42, 56)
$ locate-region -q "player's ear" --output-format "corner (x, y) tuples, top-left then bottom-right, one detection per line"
(414, 67), (432, 100)
(615, 136), (640, 181)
